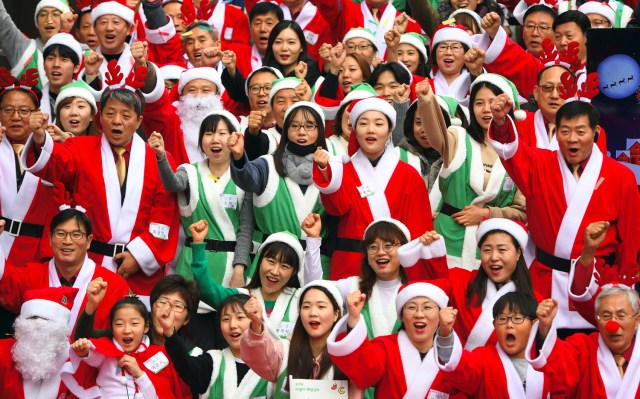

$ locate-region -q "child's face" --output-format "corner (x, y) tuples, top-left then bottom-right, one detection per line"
(220, 304), (251, 351)
(112, 305), (149, 353)
(493, 304), (533, 359)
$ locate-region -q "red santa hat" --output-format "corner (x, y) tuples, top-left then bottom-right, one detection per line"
(91, 1), (135, 26)
(43, 32), (83, 65)
(396, 279), (450, 317)
(20, 286), (79, 324)
(347, 97), (397, 156)
(298, 280), (344, 311)
(177, 67), (223, 95)
(430, 20), (473, 55)
(34, 0), (71, 26)
(476, 218), (528, 249)
(578, 1), (616, 26)
(513, 0), (558, 25)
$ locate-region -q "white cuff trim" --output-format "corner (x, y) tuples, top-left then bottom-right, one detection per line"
(488, 117), (519, 160)
(22, 132), (53, 173)
(127, 237), (161, 276)
(568, 257), (599, 302)
(316, 156), (345, 194)
(485, 27), (508, 64)
(525, 320), (557, 369)
(327, 315), (367, 357)
(144, 19), (176, 44)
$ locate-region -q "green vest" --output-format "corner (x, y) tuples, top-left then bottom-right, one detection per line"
(14, 39), (45, 90)
(205, 349), (270, 399)
(176, 162), (243, 285)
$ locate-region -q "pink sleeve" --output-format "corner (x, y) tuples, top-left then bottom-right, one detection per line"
(240, 326), (285, 382)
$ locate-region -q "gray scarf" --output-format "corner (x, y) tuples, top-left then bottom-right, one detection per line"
(282, 149), (314, 185)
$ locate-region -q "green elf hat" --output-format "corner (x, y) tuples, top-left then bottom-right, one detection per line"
(343, 28), (376, 46)
(54, 80), (97, 113)
(399, 33), (429, 62)
(313, 82), (377, 121)
(469, 73), (527, 121)
(435, 95), (463, 126)
(268, 77), (301, 105)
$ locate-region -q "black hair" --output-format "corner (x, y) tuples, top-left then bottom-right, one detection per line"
(431, 43), (471, 75)
(468, 81), (513, 144)
(403, 100), (453, 147)
(492, 292), (538, 320)
(249, 2), (284, 23)
(358, 221), (409, 300)
(536, 64), (573, 85)
(217, 293), (250, 330)
(273, 105), (327, 176)
(264, 21), (309, 71)
(198, 114), (236, 153)
(288, 285), (345, 380)
(72, 9), (93, 36)
(555, 101), (599, 132)
(523, 4), (557, 25)
(150, 275), (200, 321)
(50, 208), (93, 236)
(553, 10), (591, 33)
(43, 44), (80, 66)
(107, 296), (151, 338)
(247, 67), (281, 88)
(0, 85), (42, 109)
(466, 229), (535, 306)
(369, 62), (411, 88)
(245, 241), (301, 290)
(100, 88), (145, 117)
(332, 101), (351, 138)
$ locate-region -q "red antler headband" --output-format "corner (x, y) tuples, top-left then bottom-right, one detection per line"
(0, 67), (40, 103)
(104, 60), (148, 92)
(559, 71), (600, 103)
(181, 0), (214, 29)
(539, 38), (581, 74)
(594, 261), (639, 291)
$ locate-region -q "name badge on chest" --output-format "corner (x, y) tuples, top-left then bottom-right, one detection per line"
(149, 223), (170, 240)
(220, 194), (238, 209)
(144, 351), (169, 374)
(357, 185), (374, 198)
(426, 390), (449, 399)
(276, 321), (296, 338)
(502, 177), (514, 192)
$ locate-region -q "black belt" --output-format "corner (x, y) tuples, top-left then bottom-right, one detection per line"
(185, 237), (236, 252)
(439, 203), (462, 217)
(334, 238), (363, 253)
(89, 240), (128, 258)
(536, 247), (616, 273)
(0, 216), (44, 238)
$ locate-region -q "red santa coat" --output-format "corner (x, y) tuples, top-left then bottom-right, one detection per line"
(207, 3), (251, 47)
(0, 138), (56, 263)
(488, 117), (640, 330)
(327, 315), (456, 399)
(312, 149), (436, 280)
(435, 332), (553, 399)
(526, 322), (640, 398)
(279, 2), (334, 68)
(0, 339), (67, 399)
(23, 133), (180, 296)
(0, 254), (129, 335)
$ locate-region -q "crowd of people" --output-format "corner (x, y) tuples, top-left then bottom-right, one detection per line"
(0, 0), (639, 397)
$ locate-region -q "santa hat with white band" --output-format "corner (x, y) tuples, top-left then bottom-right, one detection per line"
(244, 66), (283, 96)
(20, 286), (78, 325)
(91, 1), (135, 26)
(430, 20), (473, 54)
(206, 110), (241, 132)
(259, 232), (306, 285)
(346, 97), (397, 156)
(578, 1), (616, 26)
(43, 32), (83, 65)
(34, 0), (71, 26)
(343, 28), (376, 47)
(475, 218), (528, 250)
(177, 67), (224, 95)
(396, 279), (451, 318)
(399, 33), (429, 62)
(469, 73), (527, 121)
(364, 218), (411, 242)
(159, 64), (187, 81)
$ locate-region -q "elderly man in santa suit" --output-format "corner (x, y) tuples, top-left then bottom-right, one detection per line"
(0, 286), (78, 399)
(0, 210), (130, 334)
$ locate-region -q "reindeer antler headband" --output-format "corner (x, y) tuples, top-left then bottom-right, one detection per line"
(539, 38), (582, 74)
(181, 0), (215, 34)
(559, 71), (600, 103)
(104, 60), (148, 96)
(0, 67), (40, 105)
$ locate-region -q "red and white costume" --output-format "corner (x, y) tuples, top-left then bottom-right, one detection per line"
(488, 116), (640, 330)
(22, 133), (180, 297)
(206, 2), (250, 47)
(280, 2), (334, 66)
(526, 321), (640, 398)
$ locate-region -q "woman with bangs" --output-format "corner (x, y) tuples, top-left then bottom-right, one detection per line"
(50, 80), (100, 141)
(369, 62), (412, 146)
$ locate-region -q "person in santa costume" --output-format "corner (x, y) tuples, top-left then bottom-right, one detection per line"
(149, 110), (253, 287)
(434, 292), (558, 398)
(488, 91), (640, 338)
(22, 64), (180, 300)
(510, 2), (556, 58)
(0, 209), (130, 334)
(62, 295), (184, 398)
(526, 283), (640, 398)
(327, 280), (456, 398)
(416, 75), (526, 270)
(0, 286), (79, 399)
(313, 96), (434, 280)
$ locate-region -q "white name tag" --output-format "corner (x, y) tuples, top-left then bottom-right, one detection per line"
(276, 321), (295, 338)
(224, 27), (233, 41)
(220, 194), (238, 209)
(149, 223), (170, 240)
(502, 177), (514, 192)
(304, 30), (319, 45)
(357, 185), (374, 198)
(250, 397), (266, 399)
(290, 377), (348, 398)
(144, 352), (169, 374)
(427, 390), (449, 399)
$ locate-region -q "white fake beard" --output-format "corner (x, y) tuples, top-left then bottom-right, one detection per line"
(12, 316), (70, 381)
(175, 93), (224, 162)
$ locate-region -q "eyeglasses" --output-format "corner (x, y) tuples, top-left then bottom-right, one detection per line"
(596, 312), (638, 322)
(366, 242), (398, 254)
(346, 44), (373, 52)
(1, 107), (35, 117)
(52, 230), (87, 241)
(495, 314), (530, 325)
(523, 24), (552, 33)
(288, 122), (317, 132)
(436, 43), (464, 54)
(404, 303), (438, 316)
(155, 298), (187, 313)
(539, 84), (563, 93)
(249, 84), (272, 95)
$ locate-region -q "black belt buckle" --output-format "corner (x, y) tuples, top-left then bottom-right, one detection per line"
(206, 240), (219, 252)
(7, 218), (22, 237)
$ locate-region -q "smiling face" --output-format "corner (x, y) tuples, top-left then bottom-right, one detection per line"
(58, 97), (94, 135)
(338, 56), (364, 94)
(251, 12), (279, 54)
(201, 120), (231, 164)
(556, 115), (596, 167)
(398, 43), (421, 75)
(533, 66), (566, 124)
(100, 97), (143, 147)
(184, 26), (220, 67)
(45, 50), (80, 92)
(0, 90), (37, 143)
(37, 6), (62, 42)
(412, 113), (431, 149)
(435, 41), (466, 78)
(480, 232), (521, 285)
(220, 302), (251, 353)
(271, 88), (298, 128)
(300, 288), (340, 340)
(259, 253), (296, 300)
(112, 305), (149, 353)
(94, 15), (130, 55)
(355, 110), (391, 159)
(373, 71), (400, 104)
(50, 218), (92, 270)
(472, 86), (497, 133)
(402, 297), (440, 352)
(76, 12), (99, 50)
(522, 11), (554, 57)
(493, 304), (534, 358)
(597, 293), (640, 354)
(345, 38), (376, 64)
(272, 28), (303, 70)
(449, 0), (479, 11)
(286, 108), (319, 146)
(366, 238), (402, 281)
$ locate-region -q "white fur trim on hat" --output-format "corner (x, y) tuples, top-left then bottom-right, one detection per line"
(54, 82), (98, 113)
(43, 32), (83, 64)
(298, 280), (344, 311)
(431, 26), (473, 52)
(396, 282), (448, 317)
(178, 67), (223, 95)
(578, 2), (616, 26)
(21, 298), (71, 325)
(349, 97), (397, 130)
(159, 64), (187, 81)
(343, 28), (376, 46)
(284, 101), (326, 127)
(34, 0), (71, 26)
(259, 232), (304, 283)
(91, 1), (135, 26)
(470, 73), (527, 121)
(341, 85), (377, 106)
(399, 34), (429, 63)
(476, 218), (528, 250)
(244, 67), (283, 96)
(268, 77), (300, 105)
(364, 217), (411, 242)
(449, 9), (485, 33)
(206, 110), (241, 132)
